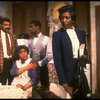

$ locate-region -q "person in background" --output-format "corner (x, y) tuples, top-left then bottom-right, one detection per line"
(0, 17), (18, 85)
(17, 33), (31, 47)
(52, 5), (88, 98)
(28, 20), (51, 89)
(10, 45), (39, 96)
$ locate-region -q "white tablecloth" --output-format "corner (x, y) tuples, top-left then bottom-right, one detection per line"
(0, 85), (29, 99)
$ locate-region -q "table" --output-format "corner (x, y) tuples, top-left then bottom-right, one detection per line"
(0, 85), (29, 99)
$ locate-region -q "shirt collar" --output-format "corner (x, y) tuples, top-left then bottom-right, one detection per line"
(32, 32), (42, 38)
(62, 26), (75, 31)
(66, 26), (75, 31)
(1, 30), (5, 35)
(20, 57), (30, 64)
(38, 32), (42, 37)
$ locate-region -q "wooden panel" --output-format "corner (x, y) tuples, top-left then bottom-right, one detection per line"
(13, 1), (48, 36)
(73, 1), (91, 55)
(95, 5), (100, 98)
(74, 1), (90, 33)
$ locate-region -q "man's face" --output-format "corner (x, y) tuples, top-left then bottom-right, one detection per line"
(1, 21), (10, 33)
(29, 23), (38, 36)
(59, 12), (73, 29)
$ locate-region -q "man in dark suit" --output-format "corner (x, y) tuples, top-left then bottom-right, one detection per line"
(52, 5), (88, 98)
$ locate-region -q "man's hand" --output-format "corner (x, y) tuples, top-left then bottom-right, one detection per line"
(18, 60), (39, 75)
(16, 84), (24, 90)
(26, 60), (39, 70)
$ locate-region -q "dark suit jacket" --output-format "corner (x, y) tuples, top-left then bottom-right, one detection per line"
(52, 28), (87, 85)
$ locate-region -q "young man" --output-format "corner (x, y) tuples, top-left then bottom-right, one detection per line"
(28, 20), (51, 89)
(52, 5), (88, 98)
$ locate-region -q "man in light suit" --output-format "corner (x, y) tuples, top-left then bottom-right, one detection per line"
(52, 5), (88, 98)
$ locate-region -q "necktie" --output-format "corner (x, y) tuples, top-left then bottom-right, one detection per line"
(5, 33), (12, 56)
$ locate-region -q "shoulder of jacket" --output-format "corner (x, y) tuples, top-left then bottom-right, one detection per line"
(75, 29), (86, 33)
(43, 35), (50, 39)
(53, 28), (65, 36)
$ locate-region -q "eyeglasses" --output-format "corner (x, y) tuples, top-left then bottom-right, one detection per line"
(60, 16), (71, 20)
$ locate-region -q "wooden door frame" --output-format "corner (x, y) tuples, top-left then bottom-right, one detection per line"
(90, 1), (100, 95)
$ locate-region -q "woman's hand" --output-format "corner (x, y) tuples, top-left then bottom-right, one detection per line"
(80, 54), (87, 59)
(16, 84), (24, 90)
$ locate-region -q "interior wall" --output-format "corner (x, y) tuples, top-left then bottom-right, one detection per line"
(13, 1), (48, 36)
(47, 1), (73, 38)
(0, 1), (13, 32)
(90, 1), (100, 95)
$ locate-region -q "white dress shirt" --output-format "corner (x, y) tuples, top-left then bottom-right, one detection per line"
(66, 28), (80, 58)
(1, 30), (12, 58)
(46, 38), (54, 63)
(29, 32), (51, 67)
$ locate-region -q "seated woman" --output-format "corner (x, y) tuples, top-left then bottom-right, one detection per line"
(10, 45), (40, 96)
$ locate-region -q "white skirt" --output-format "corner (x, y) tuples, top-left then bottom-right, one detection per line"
(49, 83), (71, 99)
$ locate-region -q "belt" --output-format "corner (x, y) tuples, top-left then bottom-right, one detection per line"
(4, 58), (12, 61)
(73, 58), (78, 60)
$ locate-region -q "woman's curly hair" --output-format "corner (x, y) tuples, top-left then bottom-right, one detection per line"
(13, 45), (29, 60)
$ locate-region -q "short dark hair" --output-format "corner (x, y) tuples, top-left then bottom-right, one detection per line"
(16, 45), (29, 54)
(29, 20), (41, 29)
(58, 5), (76, 21)
(1, 17), (10, 24)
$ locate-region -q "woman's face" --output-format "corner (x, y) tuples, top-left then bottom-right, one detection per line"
(19, 49), (28, 61)
(59, 12), (73, 29)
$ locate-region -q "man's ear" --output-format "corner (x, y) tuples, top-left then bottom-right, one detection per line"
(35, 26), (39, 30)
(0, 24), (2, 29)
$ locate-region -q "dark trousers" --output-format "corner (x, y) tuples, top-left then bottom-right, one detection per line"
(39, 64), (49, 89)
(0, 58), (14, 85)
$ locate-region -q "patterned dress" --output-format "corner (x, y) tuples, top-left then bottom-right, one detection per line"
(47, 63), (59, 84)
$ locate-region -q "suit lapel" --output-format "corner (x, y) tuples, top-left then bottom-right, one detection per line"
(0, 31), (3, 49)
(75, 29), (84, 44)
